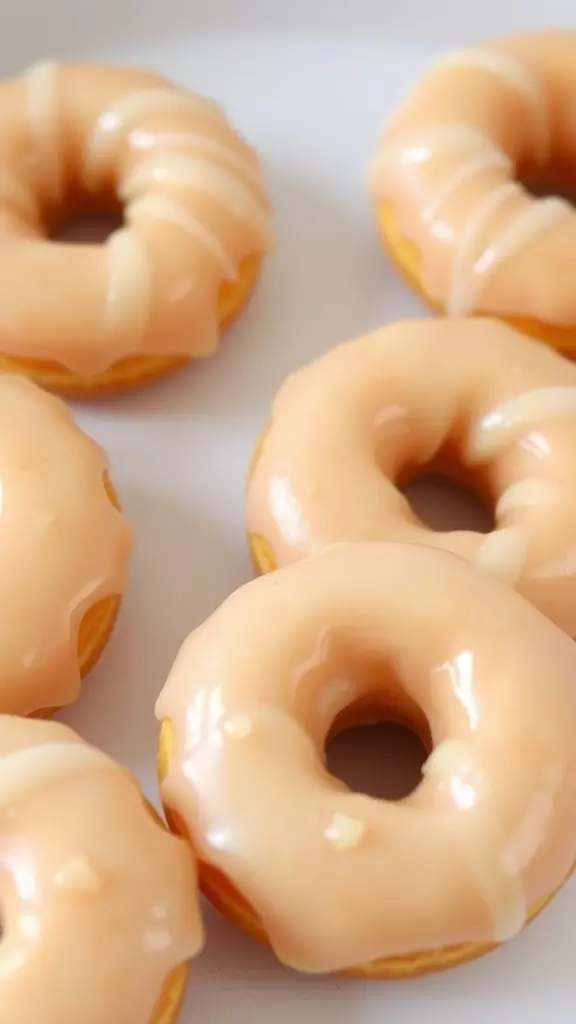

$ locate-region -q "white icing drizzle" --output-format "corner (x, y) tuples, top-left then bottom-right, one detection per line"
(31, 76), (271, 358)
(371, 48), (567, 320)
(371, 123), (498, 178)
(449, 195), (571, 317)
(86, 82), (268, 353)
(469, 387), (576, 460)
(133, 131), (264, 195)
(473, 526), (527, 585)
(423, 739), (526, 941)
(26, 61), (62, 204)
(496, 477), (559, 518)
(447, 180), (518, 316)
(84, 87), (220, 188)
(128, 194), (237, 280)
(371, 124), (570, 319)
(0, 741), (111, 808)
(434, 48), (549, 164)
(422, 147), (511, 228)
(120, 152), (270, 244)
(103, 228), (152, 353)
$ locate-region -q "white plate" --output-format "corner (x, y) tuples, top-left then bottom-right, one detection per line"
(8, 2), (576, 1021)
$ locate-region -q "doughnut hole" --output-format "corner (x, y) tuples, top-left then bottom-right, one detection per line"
(522, 178), (576, 208)
(400, 461), (494, 535)
(324, 660), (431, 803)
(326, 720), (427, 802)
(31, 472), (123, 719)
(53, 207), (124, 245)
(385, 428), (494, 534)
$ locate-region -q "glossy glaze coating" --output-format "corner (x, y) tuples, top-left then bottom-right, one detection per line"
(369, 33), (576, 325)
(157, 543), (576, 974)
(0, 715), (202, 1023)
(248, 318), (576, 635)
(0, 62), (270, 374)
(0, 373), (130, 715)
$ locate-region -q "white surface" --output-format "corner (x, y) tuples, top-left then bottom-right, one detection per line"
(9, 1), (576, 1020)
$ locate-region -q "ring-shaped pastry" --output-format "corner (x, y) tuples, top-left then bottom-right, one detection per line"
(248, 319), (576, 636)
(0, 62), (270, 393)
(156, 543), (576, 977)
(369, 33), (576, 353)
(0, 715), (203, 1023)
(0, 372), (130, 716)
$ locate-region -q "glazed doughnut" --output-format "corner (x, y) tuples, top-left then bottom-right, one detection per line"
(0, 373), (130, 716)
(248, 318), (576, 636)
(156, 543), (576, 978)
(0, 62), (270, 394)
(369, 32), (576, 353)
(0, 715), (202, 1023)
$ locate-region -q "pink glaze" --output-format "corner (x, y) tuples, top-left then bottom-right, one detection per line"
(0, 62), (270, 373)
(369, 33), (576, 323)
(156, 543), (576, 972)
(0, 715), (202, 1023)
(0, 373), (130, 715)
(248, 318), (576, 636)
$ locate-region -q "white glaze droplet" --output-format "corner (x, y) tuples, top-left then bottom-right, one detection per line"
(222, 715), (254, 739)
(325, 813), (366, 850)
(52, 855), (102, 893)
(474, 526), (527, 585)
